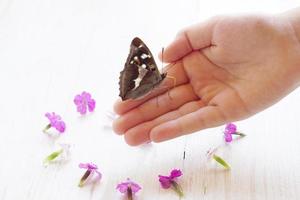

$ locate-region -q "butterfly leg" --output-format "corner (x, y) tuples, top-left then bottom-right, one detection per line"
(152, 75), (177, 107)
(156, 95), (159, 107)
(166, 75), (177, 100)
(154, 85), (160, 108)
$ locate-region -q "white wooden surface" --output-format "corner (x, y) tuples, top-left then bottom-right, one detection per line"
(0, 0), (300, 199)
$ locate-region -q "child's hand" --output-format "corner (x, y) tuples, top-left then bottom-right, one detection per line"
(113, 13), (300, 146)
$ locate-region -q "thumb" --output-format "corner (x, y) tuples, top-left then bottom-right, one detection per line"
(159, 17), (219, 63)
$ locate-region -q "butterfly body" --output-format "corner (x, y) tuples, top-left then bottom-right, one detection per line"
(119, 37), (166, 100)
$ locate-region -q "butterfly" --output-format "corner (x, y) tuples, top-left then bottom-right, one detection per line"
(119, 37), (167, 101)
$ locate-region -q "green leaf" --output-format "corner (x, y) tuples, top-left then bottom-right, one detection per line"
(43, 149), (63, 164)
(213, 154), (231, 170)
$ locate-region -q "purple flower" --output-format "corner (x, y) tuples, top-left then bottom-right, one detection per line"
(158, 169), (183, 197)
(224, 123), (245, 142)
(78, 162), (102, 187)
(44, 112), (66, 133)
(116, 178), (141, 200)
(74, 91), (96, 115)
(225, 123), (237, 134)
(224, 123), (236, 142)
(159, 169), (182, 189)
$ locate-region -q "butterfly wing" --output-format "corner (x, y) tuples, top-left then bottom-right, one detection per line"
(119, 39), (140, 100)
(124, 70), (166, 99)
(119, 37), (166, 100)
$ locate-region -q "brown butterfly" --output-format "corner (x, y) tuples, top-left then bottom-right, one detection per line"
(119, 37), (167, 101)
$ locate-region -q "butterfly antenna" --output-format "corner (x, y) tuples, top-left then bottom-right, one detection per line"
(161, 46), (176, 73)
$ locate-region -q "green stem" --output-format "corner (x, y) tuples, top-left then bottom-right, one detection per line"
(231, 132), (246, 137)
(171, 181), (184, 197)
(78, 170), (91, 187)
(127, 187), (133, 200)
(43, 124), (51, 133)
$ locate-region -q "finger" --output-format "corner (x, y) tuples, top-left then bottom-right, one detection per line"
(150, 105), (227, 142)
(158, 17), (219, 63)
(124, 100), (205, 146)
(113, 61), (189, 115)
(113, 84), (199, 135)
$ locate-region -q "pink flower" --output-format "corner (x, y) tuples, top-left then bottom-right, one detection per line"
(224, 123), (245, 142)
(74, 91), (96, 115)
(225, 123), (237, 134)
(116, 178), (141, 200)
(44, 112), (66, 133)
(78, 162), (102, 187)
(159, 169), (183, 197)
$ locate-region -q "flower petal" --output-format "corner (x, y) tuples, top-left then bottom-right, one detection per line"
(45, 112), (63, 128)
(116, 179), (141, 194)
(55, 114), (61, 121)
(224, 132), (232, 142)
(94, 170), (102, 182)
(87, 99), (96, 112)
(79, 162), (98, 170)
(79, 163), (89, 169)
(130, 181), (142, 193)
(77, 104), (87, 115)
(45, 112), (51, 119)
(158, 175), (171, 189)
(225, 123), (237, 134)
(170, 169), (182, 179)
(87, 163), (98, 170)
(54, 121), (66, 133)
(116, 182), (129, 193)
(74, 95), (83, 105)
(81, 91), (91, 100)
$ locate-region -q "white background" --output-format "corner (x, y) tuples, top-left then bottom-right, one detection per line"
(0, 0), (299, 199)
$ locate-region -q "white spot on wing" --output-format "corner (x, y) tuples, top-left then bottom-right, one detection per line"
(140, 53), (149, 60)
(132, 66), (148, 89)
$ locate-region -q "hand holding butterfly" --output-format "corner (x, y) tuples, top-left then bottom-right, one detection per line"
(113, 8), (300, 146)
